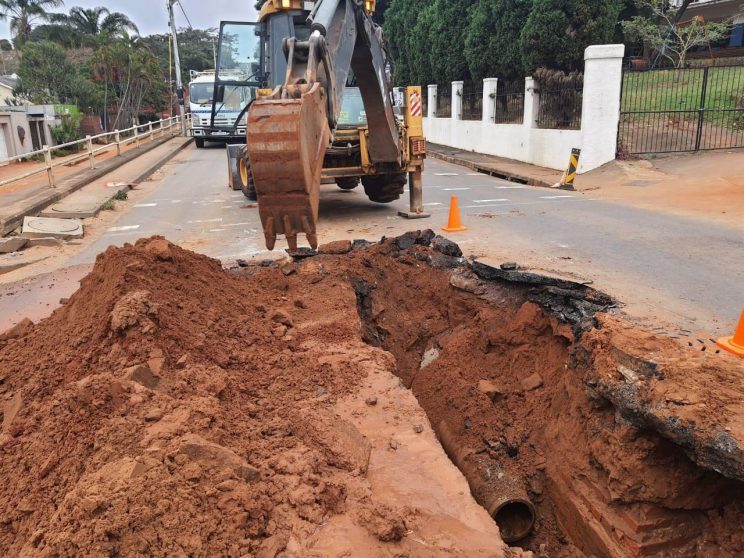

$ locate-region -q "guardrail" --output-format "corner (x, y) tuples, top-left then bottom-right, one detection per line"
(0, 114), (191, 190)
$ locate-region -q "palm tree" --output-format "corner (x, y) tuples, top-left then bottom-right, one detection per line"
(52, 6), (138, 37)
(0, 0), (64, 47)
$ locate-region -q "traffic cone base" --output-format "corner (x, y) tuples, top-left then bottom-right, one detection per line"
(442, 195), (468, 233)
(717, 310), (744, 358)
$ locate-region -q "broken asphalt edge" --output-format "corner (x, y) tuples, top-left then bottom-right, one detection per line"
(0, 136), (194, 236)
(427, 144), (556, 189)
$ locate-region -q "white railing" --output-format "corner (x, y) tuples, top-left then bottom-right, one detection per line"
(0, 114), (191, 190)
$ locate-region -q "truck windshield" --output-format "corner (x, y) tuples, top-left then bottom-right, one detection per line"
(190, 83), (212, 105)
(338, 88), (367, 127)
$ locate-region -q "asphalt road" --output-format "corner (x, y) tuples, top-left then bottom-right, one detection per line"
(52, 142), (744, 336)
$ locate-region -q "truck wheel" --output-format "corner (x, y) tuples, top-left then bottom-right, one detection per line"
(239, 145), (257, 201)
(195, 137), (205, 148)
(336, 177), (360, 190)
(361, 173), (406, 203)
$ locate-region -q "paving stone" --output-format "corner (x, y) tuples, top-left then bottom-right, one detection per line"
(21, 216), (83, 240)
(0, 237), (28, 254)
(26, 237), (63, 248)
(40, 201), (100, 219)
(0, 253), (49, 275)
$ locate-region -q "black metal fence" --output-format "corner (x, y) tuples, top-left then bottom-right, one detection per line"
(436, 88), (452, 118)
(536, 85), (583, 129)
(492, 81), (525, 124)
(462, 82), (483, 120)
(619, 65), (744, 154)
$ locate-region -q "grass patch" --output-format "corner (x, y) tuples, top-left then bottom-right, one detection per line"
(113, 190), (128, 201)
(622, 66), (744, 127)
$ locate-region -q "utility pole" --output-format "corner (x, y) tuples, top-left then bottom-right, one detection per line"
(168, 0), (186, 134)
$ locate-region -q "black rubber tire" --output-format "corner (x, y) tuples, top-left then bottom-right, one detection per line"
(336, 177), (360, 190)
(361, 173), (407, 203)
(238, 145), (257, 201)
(195, 137), (205, 148)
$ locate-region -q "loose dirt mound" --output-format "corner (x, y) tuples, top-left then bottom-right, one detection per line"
(0, 236), (518, 557)
(1, 233), (744, 557)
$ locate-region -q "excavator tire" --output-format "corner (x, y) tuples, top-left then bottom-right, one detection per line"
(362, 173), (407, 203)
(336, 177), (360, 191)
(238, 145), (257, 201)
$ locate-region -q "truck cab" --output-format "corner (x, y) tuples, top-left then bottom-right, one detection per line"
(189, 69), (255, 147)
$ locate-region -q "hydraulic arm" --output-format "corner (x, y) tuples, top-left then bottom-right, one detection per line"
(246, 0), (403, 250)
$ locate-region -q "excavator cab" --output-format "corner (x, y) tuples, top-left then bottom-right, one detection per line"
(217, 0), (428, 251)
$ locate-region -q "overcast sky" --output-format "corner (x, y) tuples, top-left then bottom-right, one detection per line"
(2, 0), (258, 40)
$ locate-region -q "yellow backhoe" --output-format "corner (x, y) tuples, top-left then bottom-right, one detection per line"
(212, 0), (428, 250)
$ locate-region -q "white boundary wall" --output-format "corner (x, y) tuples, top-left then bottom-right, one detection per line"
(423, 44), (625, 173)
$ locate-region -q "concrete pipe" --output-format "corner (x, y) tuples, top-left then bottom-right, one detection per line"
(437, 420), (536, 543)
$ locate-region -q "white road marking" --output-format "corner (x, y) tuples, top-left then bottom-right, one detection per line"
(540, 195), (575, 199)
(467, 172), (482, 176)
(223, 222), (253, 227)
(107, 225), (140, 232)
(171, 200), (182, 203)
(493, 185), (526, 189)
(209, 228), (226, 232)
(133, 203), (157, 207)
(442, 187), (471, 191)
(473, 198), (509, 203)
(434, 172), (458, 176)
(423, 202), (443, 206)
(187, 218), (223, 224)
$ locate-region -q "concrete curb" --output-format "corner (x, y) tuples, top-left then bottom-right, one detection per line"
(0, 135), (193, 236)
(427, 149), (556, 189)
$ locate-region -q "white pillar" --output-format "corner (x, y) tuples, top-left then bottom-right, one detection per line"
(580, 44), (626, 172)
(482, 78), (498, 122)
(427, 84), (437, 118)
(524, 77), (540, 129)
(452, 81), (464, 120)
(393, 87), (405, 108)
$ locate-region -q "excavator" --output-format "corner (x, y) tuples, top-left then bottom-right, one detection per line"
(210, 0), (427, 251)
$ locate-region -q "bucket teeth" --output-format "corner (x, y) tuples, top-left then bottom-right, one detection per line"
(246, 83), (330, 251)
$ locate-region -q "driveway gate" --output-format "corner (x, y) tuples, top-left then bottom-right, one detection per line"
(618, 64), (744, 154)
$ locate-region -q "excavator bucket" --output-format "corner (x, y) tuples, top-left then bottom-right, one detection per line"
(246, 83), (331, 251)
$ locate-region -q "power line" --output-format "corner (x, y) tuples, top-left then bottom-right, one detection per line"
(177, 0), (194, 30)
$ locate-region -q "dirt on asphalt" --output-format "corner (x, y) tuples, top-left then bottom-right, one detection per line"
(1, 234), (744, 557)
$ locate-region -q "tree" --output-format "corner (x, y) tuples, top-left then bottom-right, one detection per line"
(428, 0), (476, 84)
(141, 28), (218, 86)
(0, 0), (64, 47)
(384, 0), (432, 86)
(465, 0), (532, 82)
(621, 0), (730, 68)
(14, 40), (100, 107)
(0, 38), (12, 50)
(520, 0), (622, 73)
(49, 6), (138, 40)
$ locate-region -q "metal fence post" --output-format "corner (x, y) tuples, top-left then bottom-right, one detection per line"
(115, 129), (121, 156)
(148, 121), (153, 141)
(43, 145), (55, 188)
(135, 125), (140, 148)
(694, 66), (709, 152)
(86, 135), (94, 168)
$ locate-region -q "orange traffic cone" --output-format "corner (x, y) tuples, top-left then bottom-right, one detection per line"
(717, 310), (744, 357)
(442, 196), (467, 233)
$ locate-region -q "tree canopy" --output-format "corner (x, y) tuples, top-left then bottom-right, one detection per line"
(384, 0), (625, 86)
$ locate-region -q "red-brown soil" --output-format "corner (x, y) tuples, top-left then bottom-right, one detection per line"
(1, 234), (744, 557)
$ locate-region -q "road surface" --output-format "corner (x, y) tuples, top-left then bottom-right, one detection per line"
(2, 143), (742, 336)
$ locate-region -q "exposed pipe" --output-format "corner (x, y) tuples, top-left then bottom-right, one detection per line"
(436, 420), (536, 544)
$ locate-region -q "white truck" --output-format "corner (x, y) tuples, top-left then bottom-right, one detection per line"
(188, 69), (254, 148)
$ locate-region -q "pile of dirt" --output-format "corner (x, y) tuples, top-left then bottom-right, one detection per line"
(1, 236), (517, 557)
(1, 233), (744, 557)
